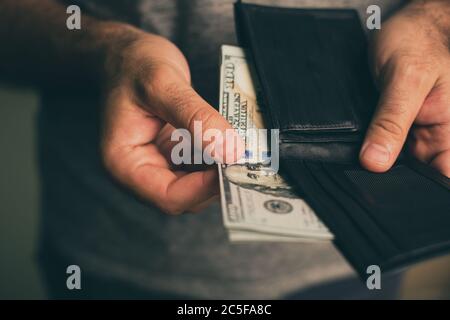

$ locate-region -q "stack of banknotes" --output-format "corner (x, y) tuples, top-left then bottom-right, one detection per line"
(218, 45), (334, 242)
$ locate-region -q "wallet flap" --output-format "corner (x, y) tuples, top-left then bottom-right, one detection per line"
(235, 2), (377, 142)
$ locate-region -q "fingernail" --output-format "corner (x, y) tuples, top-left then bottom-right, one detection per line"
(361, 143), (390, 165)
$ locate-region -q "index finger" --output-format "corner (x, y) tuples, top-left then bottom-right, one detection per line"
(123, 161), (219, 214)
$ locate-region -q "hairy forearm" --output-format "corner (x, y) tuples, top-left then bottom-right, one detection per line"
(0, 0), (143, 87)
(404, 0), (450, 49)
(408, 0), (450, 29)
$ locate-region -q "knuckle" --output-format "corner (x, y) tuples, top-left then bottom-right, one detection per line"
(141, 65), (181, 103)
(393, 54), (436, 84)
(380, 100), (409, 117)
(187, 106), (215, 131)
(144, 67), (170, 101)
(165, 84), (199, 118)
(372, 117), (406, 141)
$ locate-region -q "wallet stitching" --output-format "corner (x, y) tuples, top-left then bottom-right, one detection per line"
(243, 3), (357, 19)
(280, 136), (360, 143)
(283, 123), (357, 130)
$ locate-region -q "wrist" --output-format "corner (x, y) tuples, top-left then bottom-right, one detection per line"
(91, 21), (148, 86)
(99, 24), (190, 91)
(389, 0), (450, 57)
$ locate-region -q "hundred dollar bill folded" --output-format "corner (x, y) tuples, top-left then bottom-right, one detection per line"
(218, 45), (333, 242)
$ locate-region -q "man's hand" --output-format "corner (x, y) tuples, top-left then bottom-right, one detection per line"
(0, 1), (243, 214)
(101, 33), (243, 214)
(360, 0), (450, 177)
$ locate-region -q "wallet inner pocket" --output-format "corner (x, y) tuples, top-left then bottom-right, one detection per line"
(312, 163), (401, 256)
(329, 163), (450, 252)
(281, 160), (384, 272)
(322, 162), (450, 270)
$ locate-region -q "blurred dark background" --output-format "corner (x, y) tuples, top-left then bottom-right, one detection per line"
(0, 85), (45, 299)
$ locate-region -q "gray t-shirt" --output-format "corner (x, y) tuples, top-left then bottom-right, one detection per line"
(40, 0), (404, 299)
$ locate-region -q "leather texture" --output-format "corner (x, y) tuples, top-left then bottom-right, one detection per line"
(234, 1), (450, 277)
(235, 2), (377, 163)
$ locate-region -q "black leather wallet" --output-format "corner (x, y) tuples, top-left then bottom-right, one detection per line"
(235, 2), (450, 277)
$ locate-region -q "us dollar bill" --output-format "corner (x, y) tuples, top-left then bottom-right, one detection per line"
(218, 45), (333, 242)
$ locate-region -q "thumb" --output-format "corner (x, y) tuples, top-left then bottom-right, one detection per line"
(151, 75), (245, 164)
(360, 61), (436, 172)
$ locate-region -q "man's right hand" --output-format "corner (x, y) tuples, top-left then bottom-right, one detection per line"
(101, 31), (244, 214)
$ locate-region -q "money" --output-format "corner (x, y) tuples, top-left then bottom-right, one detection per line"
(218, 45), (333, 242)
